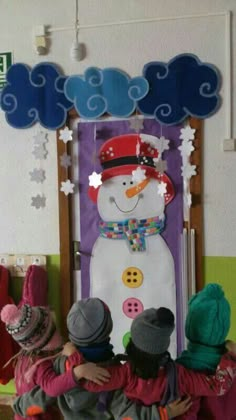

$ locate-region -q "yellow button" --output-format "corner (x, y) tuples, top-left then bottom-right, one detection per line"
(122, 267), (143, 288)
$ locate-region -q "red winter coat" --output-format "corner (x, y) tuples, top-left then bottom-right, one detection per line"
(18, 265), (48, 308)
(0, 265), (19, 384)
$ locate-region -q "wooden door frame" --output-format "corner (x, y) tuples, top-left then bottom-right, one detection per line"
(57, 113), (203, 338)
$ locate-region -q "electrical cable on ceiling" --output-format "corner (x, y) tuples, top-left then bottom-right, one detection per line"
(70, 0), (82, 61)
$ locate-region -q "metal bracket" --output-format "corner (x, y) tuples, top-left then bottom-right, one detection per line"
(72, 241), (81, 271)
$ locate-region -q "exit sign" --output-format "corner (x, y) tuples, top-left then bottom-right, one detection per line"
(0, 52), (12, 89)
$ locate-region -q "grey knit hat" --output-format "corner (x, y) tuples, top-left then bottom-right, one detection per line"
(131, 307), (175, 354)
(67, 298), (113, 346)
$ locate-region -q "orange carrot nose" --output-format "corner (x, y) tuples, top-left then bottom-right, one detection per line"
(125, 178), (150, 198)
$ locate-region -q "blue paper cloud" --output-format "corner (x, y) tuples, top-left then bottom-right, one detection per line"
(0, 63), (73, 129)
(138, 54), (221, 125)
(64, 67), (149, 119)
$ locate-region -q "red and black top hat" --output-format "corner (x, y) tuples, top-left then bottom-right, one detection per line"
(89, 134), (175, 204)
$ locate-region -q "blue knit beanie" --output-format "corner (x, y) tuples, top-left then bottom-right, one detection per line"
(185, 283), (231, 346)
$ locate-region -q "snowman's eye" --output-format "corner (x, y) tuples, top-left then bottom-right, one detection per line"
(130, 181), (133, 185)
(123, 182), (126, 186)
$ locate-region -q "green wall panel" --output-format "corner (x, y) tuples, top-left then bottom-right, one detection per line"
(203, 256), (236, 341)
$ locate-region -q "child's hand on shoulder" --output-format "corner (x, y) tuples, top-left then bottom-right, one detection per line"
(73, 362), (111, 385)
(166, 396), (192, 418)
(62, 341), (77, 356)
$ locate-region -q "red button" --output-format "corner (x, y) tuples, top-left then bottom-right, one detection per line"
(122, 298), (144, 319)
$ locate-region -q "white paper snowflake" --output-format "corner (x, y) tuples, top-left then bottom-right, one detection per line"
(31, 195), (46, 209)
(178, 141), (195, 157)
(32, 145), (48, 160)
(60, 152), (72, 169)
(129, 118), (144, 132)
(88, 171), (102, 189)
(180, 125), (196, 142)
(181, 164), (197, 179)
(158, 136), (170, 154)
(33, 132), (48, 145)
(132, 167), (147, 183)
(60, 179), (75, 196)
(29, 168), (46, 183)
(153, 159), (168, 173)
(157, 181), (167, 197)
(59, 126), (73, 144)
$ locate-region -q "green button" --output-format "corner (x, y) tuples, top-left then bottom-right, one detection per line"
(122, 331), (131, 349)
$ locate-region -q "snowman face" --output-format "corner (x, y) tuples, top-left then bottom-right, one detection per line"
(97, 175), (165, 221)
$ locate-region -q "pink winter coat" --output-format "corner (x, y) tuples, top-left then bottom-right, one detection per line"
(14, 354), (78, 420)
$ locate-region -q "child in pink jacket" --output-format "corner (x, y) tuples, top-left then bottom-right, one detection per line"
(0, 303), (110, 420)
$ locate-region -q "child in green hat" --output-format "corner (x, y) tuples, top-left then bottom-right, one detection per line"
(177, 283), (236, 419)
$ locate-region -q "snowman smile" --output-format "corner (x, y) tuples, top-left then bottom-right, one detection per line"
(110, 194), (143, 213)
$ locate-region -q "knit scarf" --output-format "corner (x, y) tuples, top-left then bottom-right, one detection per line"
(177, 341), (225, 372)
(78, 341), (114, 363)
(99, 216), (165, 251)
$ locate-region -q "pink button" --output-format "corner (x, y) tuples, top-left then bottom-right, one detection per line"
(122, 298), (144, 319)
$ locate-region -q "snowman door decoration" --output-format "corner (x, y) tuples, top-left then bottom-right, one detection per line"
(88, 133), (176, 356)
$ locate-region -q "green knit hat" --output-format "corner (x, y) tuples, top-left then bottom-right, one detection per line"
(185, 283), (231, 346)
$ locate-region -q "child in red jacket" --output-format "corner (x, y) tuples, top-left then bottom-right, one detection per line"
(64, 305), (236, 413)
(0, 303), (110, 420)
(177, 283), (236, 420)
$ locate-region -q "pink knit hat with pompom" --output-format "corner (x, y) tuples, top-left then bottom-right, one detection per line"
(1, 304), (62, 352)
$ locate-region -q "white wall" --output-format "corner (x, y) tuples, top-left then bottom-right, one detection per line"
(0, 0), (236, 256)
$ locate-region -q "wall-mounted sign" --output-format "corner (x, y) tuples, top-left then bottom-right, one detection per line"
(0, 52), (12, 89)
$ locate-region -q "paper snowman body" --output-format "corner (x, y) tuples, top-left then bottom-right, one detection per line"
(89, 134), (177, 356)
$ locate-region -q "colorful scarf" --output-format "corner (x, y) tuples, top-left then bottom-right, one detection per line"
(177, 341), (225, 372)
(99, 216), (165, 251)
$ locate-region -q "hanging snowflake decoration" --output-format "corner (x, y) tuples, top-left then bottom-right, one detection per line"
(129, 118), (144, 133)
(178, 141), (194, 157)
(33, 132), (48, 145)
(178, 123), (197, 222)
(153, 158), (168, 173)
(29, 168), (46, 183)
(157, 181), (167, 197)
(60, 152), (72, 169)
(32, 145), (48, 160)
(131, 167), (147, 184)
(181, 163), (197, 179)
(60, 179), (75, 196)
(157, 136), (170, 154)
(88, 171), (102, 189)
(31, 195), (46, 209)
(59, 126), (73, 144)
(180, 125), (196, 142)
